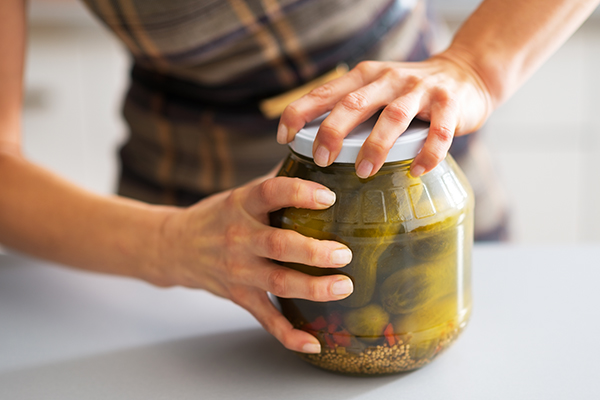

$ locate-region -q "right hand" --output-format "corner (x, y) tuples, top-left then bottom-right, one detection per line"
(155, 173), (354, 354)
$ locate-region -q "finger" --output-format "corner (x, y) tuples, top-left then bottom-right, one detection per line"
(410, 91), (458, 177)
(233, 258), (354, 301)
(253, 226), (352, 268)
(354, 92), (422, 178)
(233, 288), (322, 353)
(244, 176), (336, 216)
(277, 61), (381, 144)
(311, 79), (400, 167)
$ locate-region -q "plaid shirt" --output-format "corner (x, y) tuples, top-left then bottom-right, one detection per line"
(82, 0), (432, 88)
(82, 0), (509, 240)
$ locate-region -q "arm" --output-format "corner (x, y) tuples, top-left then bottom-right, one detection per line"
(0, 0), (172, 282)
(0, 0), (353, 354)
(278, 0), (600, 177)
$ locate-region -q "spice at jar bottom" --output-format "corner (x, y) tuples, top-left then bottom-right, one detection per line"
(270, 115), (474, 376)
(296, 321), (466, 375)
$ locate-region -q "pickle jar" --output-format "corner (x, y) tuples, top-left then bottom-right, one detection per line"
(270, 114), (474, 375)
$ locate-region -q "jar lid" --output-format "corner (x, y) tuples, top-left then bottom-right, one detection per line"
(289, 113), (430, 163)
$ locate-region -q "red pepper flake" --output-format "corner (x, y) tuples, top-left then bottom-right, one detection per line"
(331, 329), (352, 347)
(304, 315), (327, 331)
(324, 334), (336, 349)
(384, 323), (396, 347)
(327, 323), (338, 334)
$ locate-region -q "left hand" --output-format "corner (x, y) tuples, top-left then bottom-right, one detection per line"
(277, 52), (493, 178)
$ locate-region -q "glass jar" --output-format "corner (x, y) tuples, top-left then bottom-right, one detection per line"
(270, 115), (474, 375)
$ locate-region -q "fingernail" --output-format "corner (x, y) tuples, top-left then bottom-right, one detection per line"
(316, 189), (336, 206)
(356, 159), (373, 179)
(314, 145), (330, 167)
(331, 248), (352, 265)
(332, 278), (354, 296)
(277, 124), (288, 144)
(302, 342), (321, 354)
(410, 164), (425, 177)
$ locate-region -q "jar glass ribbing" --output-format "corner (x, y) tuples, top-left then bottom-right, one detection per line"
(270, 151), (474, 375)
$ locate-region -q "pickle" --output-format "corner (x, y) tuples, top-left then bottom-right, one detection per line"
(270, 152), (473, 375)
(343, 304), (389, 343)
(409, 217), (458, 260)
(392, 294), (458, 335)
(380, 258), (456, 314)
(280, 168), (406, 308)
(376, 242), (410, 283)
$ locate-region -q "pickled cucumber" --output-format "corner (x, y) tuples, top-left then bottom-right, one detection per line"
(279, 166), (406, 308)
(268, 131), (474, 375)
(343, 304), (389, 342)
(409, 217), (458, 260)
(380, 258), (456, 314)
(392, 295), (458, 335)
(376, 242), (410, 283)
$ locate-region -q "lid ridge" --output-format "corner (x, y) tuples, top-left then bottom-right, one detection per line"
(289, 113), (429, 163)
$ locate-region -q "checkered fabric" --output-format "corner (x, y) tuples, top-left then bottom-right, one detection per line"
(82, 0), (509, 240)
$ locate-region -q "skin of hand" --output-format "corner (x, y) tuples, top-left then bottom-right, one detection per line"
(0, 152), (354, 355)
(4, 0), (599, 357)
(277, 54), (491, 179)
(156, 172), (355, 354)
(1, 0), (352, 355)
(277, 0), (600, 179)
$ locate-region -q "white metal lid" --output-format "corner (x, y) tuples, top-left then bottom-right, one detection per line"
(289, 113), (430, 163)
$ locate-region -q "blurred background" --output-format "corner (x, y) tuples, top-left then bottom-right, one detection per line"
(22, 0), (600, 244)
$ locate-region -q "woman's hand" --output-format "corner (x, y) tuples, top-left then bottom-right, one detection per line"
(277, 51), (493, 178)
(156, 173), (354, 354)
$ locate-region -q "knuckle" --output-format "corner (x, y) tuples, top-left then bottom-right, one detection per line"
(265, 229), (287, 260)
(384, 102), (412, 125)
(442, 95), (460, 112)
(432, 125), (454, 143)
(225, 260), (243, 281)
(365, 137), (390, 156)
(267, 268), (288, 295)
(257, 179), (277, 204)
(319, 118), (345, 141)
(307, 84), (334, 105)
(319, 120), (345, 141)
(382, 67), (404, 82)
(283, 102), (301, 119)
(339, 92), (369, 113)
(291, 178), (304, 204)
(403, 73), (422, 87)
(383, 69), (421, 88)
(421, 147), (446, 168)
(431, 86), (452, 101)
(355, 60), (377, 75)
(307, 278), (321, 301)
(225, 188), (242, 208)
(432, 86), (460, 109)
(305, 239), (321, 266)
(224, 225), (244, 250)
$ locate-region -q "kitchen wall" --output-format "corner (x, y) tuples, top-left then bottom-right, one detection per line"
(19, 0), (600, 244)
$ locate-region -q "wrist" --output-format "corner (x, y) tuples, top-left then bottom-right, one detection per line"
(134, 203), (182, 287)
(432, 46), (502, 129)
(438, 44), (504, 110)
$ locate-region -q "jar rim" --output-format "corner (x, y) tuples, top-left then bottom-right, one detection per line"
(289, 113), (429, 163)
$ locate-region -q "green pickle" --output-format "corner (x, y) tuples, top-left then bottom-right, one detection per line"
(271, 121), (473, 376)
(343, 304), (390, 342)
(380, 257), (457, 315)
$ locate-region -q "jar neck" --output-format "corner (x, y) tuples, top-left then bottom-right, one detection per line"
(289, 150), (414, 172)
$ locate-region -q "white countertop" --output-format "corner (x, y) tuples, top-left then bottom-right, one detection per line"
(1, 244), (599, 399)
